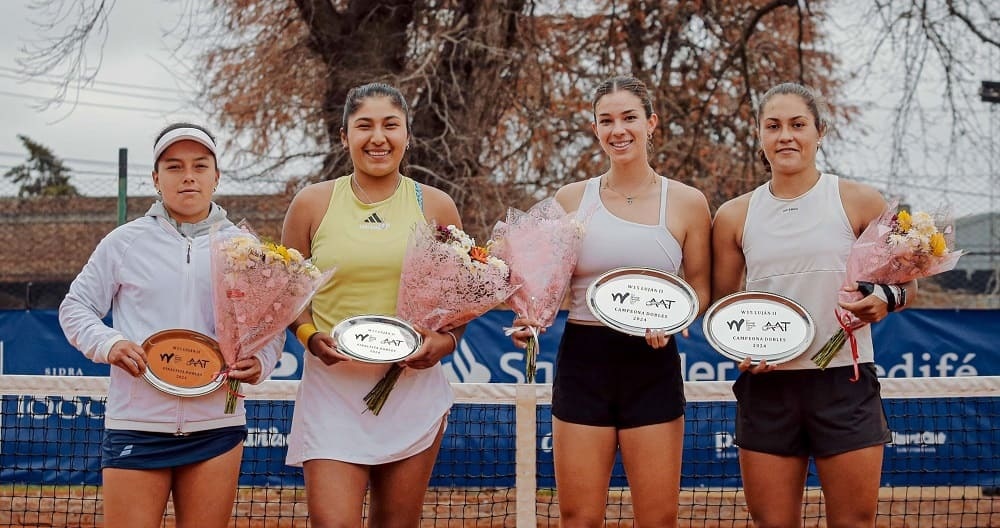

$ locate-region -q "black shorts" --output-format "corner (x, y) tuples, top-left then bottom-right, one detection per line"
(551, 323), (685, 428)
(732, 363), (891, 457)
(102, 426), (247, 470)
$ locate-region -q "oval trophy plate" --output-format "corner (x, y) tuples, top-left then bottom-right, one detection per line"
(141, 329), (226, 397)
(702, 291), (816, 365)
(586, 267), (700, 337)
(331, 315), (423, 363)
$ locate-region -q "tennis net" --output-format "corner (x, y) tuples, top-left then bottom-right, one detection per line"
(1, 375), (998, 527)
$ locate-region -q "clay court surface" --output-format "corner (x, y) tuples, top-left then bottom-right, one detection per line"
(2, 486), (998, 527)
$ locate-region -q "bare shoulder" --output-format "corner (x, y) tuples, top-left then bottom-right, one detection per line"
(282, 179), (336, 254)
(838, 177), (887, 233)
(714, 191), (752, 228)
(554, 179), (590, 213)
(289, 179), (335, 212)
(284, 180), (335, 229)
(666, 178), (710, 210)
(418, 182), (462, 226)
(418, 181), (453, 204)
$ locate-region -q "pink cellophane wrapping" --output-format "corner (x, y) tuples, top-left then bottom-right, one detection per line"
(491, 197), (584, 328)
(835, 200), (963, 331)
(365, 223), (518, 414)
(396, 222), (519, 332)
(210, 221), (334, 368)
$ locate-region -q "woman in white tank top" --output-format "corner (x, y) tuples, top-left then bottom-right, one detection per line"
(712, 83), (917, 527)
(511, 76), (712, 526)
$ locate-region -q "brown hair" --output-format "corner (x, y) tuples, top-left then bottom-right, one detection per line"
(755, 82), (830, 172)
(592, 76), (654, 119)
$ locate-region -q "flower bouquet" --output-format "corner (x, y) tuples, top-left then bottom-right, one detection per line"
(811, 201), (963, 376)
(363, 223), (518, 415)
(211, 222), (333, 413)
(491, 198), (584, 383)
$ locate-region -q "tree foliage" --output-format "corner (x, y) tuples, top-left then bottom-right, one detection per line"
(3, 135), (79, 198)
(191, 0), (848, 237)
(18, 0), (1000, 237)
(834, 1), (1000, 176)
(197, 0), (534, 236)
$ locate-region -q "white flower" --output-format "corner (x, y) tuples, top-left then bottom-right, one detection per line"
(887, 233), (908, 248)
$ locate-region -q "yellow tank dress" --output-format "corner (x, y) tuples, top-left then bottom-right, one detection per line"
(286, 175), (453, 465)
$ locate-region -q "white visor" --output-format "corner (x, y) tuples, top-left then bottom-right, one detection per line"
(153, 127), (218, 164)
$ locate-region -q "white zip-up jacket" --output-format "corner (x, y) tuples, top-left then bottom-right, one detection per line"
(59, 202), (283, 434)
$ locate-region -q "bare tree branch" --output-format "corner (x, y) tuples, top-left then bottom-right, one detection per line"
(17, 0), (114, 111)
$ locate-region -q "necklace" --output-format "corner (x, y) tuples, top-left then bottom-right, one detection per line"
(352, 173), (402, 204)
(602, 172), (657, 205)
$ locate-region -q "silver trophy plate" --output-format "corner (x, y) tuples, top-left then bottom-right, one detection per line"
(702, 291), (816, 365)
(585, 267), (700, 337)
(331, 315), (423, 363)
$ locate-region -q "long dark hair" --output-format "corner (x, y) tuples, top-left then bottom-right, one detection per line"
(341, 83), (412, 133)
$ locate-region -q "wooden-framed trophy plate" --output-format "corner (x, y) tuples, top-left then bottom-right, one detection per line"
(332, 315), (423, 363)
(586, 267), (700, 337)
(702, 291), (816, 365)
(141, 329), (227, 397)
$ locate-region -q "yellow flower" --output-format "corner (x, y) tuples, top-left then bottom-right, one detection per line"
(930, 232), (948, 256)
(896, 210), (912, 232)
(275, 244), (291, 263)
(260, 241), (292, 263)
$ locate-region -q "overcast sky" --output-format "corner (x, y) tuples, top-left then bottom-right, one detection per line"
(0, 1), (228, 197)
(1, 1), (997, 215)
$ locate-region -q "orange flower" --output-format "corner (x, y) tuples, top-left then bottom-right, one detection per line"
(469, 245), (490, 264)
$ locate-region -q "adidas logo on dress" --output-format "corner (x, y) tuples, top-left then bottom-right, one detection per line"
(360, 212), (389, 230)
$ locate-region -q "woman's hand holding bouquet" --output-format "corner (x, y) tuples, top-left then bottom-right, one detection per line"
(363, 223), (518, 415)
(492, 198), (584, 383)
(811, 201), (963, 378)
(212, 221), (333, 413)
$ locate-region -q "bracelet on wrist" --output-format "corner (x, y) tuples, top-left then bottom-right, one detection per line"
(445, 330), (458, 352)
(877, 283), (896, 312)
(860, 281), (907, 312)
(295, 323), (319, 348)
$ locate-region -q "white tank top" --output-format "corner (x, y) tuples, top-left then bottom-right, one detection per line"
(568, 176), (684, 322)
(742, 173), (874, 370)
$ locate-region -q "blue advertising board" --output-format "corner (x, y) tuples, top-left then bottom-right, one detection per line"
(1, 309), (997, 488)
(2, 309), (996, 380)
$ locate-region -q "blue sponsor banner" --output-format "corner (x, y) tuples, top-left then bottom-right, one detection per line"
(2, 309), (995, 380)
(0, 394), (105, 485)
(1, 309), (997, 488)
(451, 309), (998, 383)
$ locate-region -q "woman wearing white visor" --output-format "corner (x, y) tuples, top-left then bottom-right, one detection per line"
(59, 123), (284, 528)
